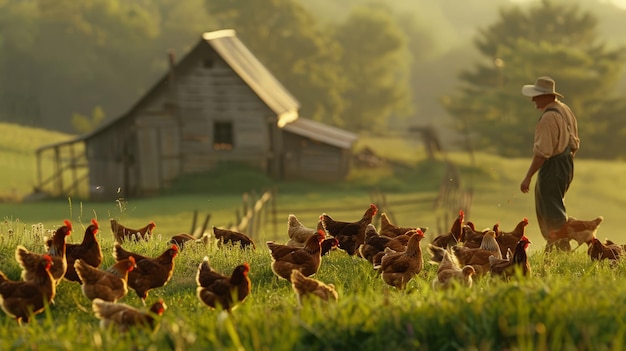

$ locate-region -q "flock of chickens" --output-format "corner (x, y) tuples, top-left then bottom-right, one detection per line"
(0, 203), (611, 332)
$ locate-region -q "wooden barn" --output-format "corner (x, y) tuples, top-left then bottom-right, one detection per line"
(34, 29), (357, 200)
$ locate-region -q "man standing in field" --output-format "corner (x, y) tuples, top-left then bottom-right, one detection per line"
(519, 76), (580, 251)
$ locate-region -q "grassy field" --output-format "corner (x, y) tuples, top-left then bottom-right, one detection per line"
(2, 123), (626, 349)
(1, 221), (626, 350)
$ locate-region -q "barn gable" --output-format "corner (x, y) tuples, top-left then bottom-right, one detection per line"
(34, 29), (356, 200)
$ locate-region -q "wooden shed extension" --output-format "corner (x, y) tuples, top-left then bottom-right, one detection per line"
(33, 29), (356, 200)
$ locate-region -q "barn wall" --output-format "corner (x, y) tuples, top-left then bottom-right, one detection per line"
(282, 132), (349, 182)
(86, 118), (140, 200)
(171, 45), (273, 173)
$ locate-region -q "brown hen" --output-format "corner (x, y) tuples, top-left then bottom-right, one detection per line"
(63, 219), (103, 283)
(267, 230), (324, 281)
(430, 246), (475, 290)
(290, 269), (338, 305)
(213, 226), (256, 250)
(378, 229), (425, 290)
(320, 203), (378, 256)
(379, 212), (426, 238)
(111, 219), (155, 243)
(450, 230), (501, 276)
(113, 243), (179, 304)
(196, 256), (251, 311)
(75, 257), (135, 302)
(550, 216), (604, 250)
(431, 210), (465, 248)
(587, 237), (622, 262)
(496, 218), (529, 257)
(17, 220), (72, 286)
(489, 236), (532, 279)
(0, 254), (55, 325)
(92, 298), (166, 332)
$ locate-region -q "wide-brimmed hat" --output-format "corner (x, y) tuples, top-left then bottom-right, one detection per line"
(521, 76), (563, 97)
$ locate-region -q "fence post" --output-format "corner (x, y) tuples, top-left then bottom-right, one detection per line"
(190, 210), (198, 235)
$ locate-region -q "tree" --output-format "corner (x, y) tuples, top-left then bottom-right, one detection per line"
(333, 3), (413, 131)
(442, 0), (626, 158)
(204, 0), (346, 126)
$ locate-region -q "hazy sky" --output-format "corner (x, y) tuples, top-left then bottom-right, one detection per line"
(512, 0), (626, 8)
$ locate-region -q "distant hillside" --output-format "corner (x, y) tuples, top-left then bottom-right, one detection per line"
(0, 122), (75, 200)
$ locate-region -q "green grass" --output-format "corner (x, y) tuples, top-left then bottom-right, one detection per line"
(1, 224), (626, 350)
(3, 124), (626, 349)
(0, 123), (77, 200)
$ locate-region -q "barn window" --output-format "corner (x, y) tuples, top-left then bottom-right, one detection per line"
(213, 121), (233, 150)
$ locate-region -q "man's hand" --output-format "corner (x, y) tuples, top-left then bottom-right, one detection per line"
(520, 176), (531, 193)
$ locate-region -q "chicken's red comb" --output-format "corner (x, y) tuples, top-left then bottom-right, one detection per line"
(128, 256), (136, 264)
(91, 219), (99, 228)
(42, 254), (52, 262)
(150, 221), (156, 229)
(523, 217), (529, 224)
(521, 235), (530, 243)
(63, 220), (72, 231)
(459, 210), (465, 217)
(242, 262), (250, 271)
(171, 244), (179, 251)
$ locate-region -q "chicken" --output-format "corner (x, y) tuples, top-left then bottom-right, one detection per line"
(168, 233), (198, 250)
(17, 220), (72, 286)
(450, 230), (501, 276)
(461, 222), (488, 249)
(549, 216), (604, 251)
(113, 243), (179, 304)
(370, 229), (421, 267)
(320, 203), (378, 256)
(75, 257), (136, 302)
(496, 218), (529, 258)
(431, 210), (465, 248)
(92, 298), (167, 332)
(286, 214), (324, 247)
(377, 229), (425, 290)
(587, 237), (622, 262)
(321, 237), (339, 256)
(489, 236), (532, 279)
(212, 226), (256, 250)
(430, 246), (475, 290)
(379, 212), (426, 238)
(267, 230), (325, 282)
(63, 219), (103, 283)
(290, 269), (338, 305)
(0, 254), (55, 325)
(110, 219), (155, 243)
(359, 224), (392, 264)
(196, 257), (251, 311)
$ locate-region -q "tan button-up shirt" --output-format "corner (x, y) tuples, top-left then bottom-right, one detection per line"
(533, 100), (580, 158)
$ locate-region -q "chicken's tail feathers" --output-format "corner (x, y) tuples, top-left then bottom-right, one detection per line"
(92, 298), (121, 320)
(428, 244), (446, 263)
(112, 242), (130, 260)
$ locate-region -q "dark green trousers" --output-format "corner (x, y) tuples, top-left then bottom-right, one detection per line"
(535, 147), (574, 251)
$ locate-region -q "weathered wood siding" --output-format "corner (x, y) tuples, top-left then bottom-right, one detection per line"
(282, 132), (350, 181)
(85, 118), (139, 200)
(172, 45), (273, 173)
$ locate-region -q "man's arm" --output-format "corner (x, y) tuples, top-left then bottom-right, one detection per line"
(520, 154), (546, 193)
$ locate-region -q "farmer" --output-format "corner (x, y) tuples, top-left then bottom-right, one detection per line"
(519, 76), (580, 251)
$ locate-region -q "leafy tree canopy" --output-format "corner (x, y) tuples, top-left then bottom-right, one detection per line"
(442, 0), (626, 158)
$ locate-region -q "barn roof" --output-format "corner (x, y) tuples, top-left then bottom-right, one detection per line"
(283, 118), (358, 149)
(203, 29), (300, 127)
